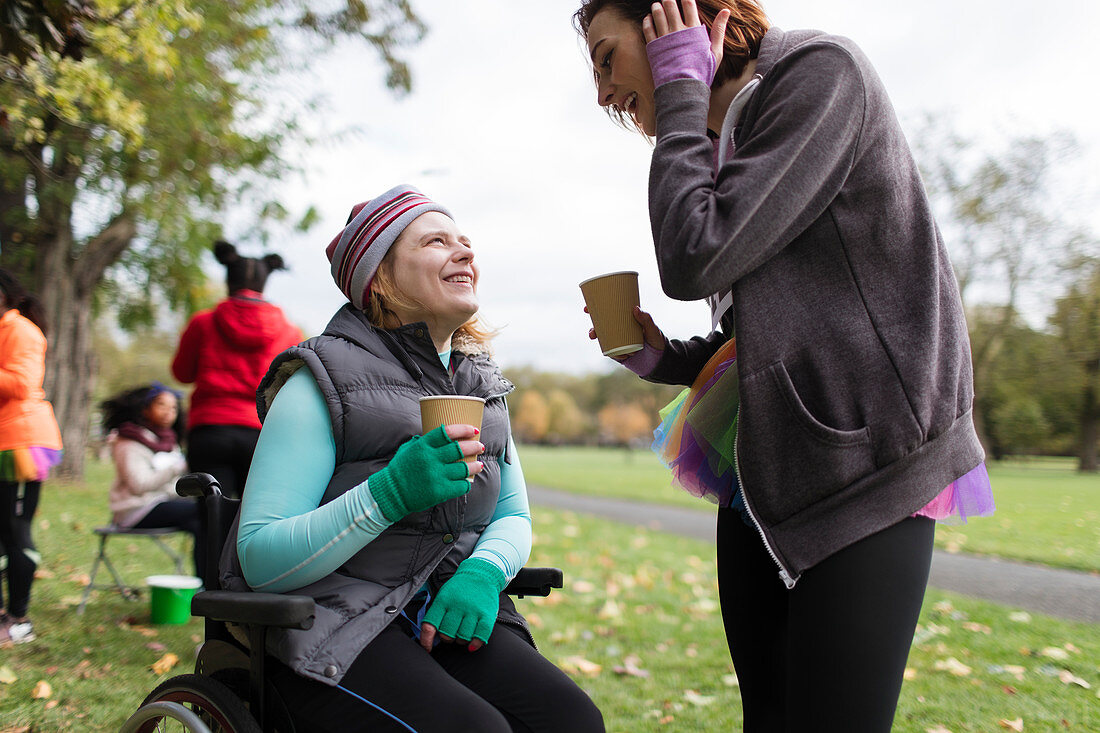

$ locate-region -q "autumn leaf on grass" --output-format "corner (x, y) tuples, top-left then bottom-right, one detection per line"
(1057, 670), (1090, 689)
(151, 653), (179, 675)
(961, 621), (991, 634)
(559, 656), (601, 677)
(31, 680), (52, 699)
(997, 665), (1027, 681)
(612, 654), (650, 678)
(1040, 646), (1070, 661)
(597, 599), (623, 620)
(0, 666), (17, 684)
(1008, 611), (1031, 623)
(913, 623), (950, 645)
(934, 658), (972, 676)
(683, 690), (715, 706)
(997, 718), (1024, 731)
(926, 726), (953, 733)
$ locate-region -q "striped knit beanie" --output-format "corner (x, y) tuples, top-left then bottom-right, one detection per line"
(326, 185), (452, 310)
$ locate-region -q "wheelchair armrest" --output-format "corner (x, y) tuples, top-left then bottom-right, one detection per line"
(191, 590), (315, 631)
(176, 472), (223, 500)
(504, 567), (563, 598)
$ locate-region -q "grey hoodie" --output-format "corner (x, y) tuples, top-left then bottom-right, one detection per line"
(646, 27), (984, 580)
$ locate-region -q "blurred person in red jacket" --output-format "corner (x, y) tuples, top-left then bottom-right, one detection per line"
(172, 241), (302, 501)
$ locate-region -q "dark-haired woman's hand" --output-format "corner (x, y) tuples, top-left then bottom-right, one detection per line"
(585, 305), (666, 363)
(643, 0), (731, 68)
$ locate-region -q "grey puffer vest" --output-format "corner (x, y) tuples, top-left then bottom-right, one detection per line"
(220, 304), (526, 685)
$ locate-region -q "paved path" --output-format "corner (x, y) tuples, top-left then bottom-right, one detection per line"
(528, 485), (1100, 625)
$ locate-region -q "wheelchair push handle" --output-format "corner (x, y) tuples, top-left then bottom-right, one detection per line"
(176, 472), (224, 500)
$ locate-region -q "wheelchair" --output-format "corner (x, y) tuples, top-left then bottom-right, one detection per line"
(120, 472), (563, 733)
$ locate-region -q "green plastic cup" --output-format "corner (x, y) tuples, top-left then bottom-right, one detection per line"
(146, 575), (203, 625)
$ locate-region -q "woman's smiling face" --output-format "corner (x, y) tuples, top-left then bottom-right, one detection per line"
(587, 8), (656, 135)
(384, 211), (479, 337)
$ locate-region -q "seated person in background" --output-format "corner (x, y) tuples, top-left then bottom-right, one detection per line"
(221, 185), (605, 733)
(101, 383), (203, 576)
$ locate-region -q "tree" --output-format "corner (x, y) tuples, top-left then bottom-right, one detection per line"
(545, 388), (589, 444)
(596, 402), (652, 447)
(0, 0), (425, 475)
(512, 390), (550, 444)
(912, 119), (1096, 450)
(966, 308), (1079, 460)
(0, 0), (93, 63)
(1051, 262), (1100, 471)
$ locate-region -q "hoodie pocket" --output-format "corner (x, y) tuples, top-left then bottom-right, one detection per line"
(739, 361), (875, 523)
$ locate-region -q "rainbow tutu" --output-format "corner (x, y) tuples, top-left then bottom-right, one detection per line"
(0, 446), (63, 482)
(652, 336), (995, 523)
(913, 462), (995, 523)
(652, 338), (740, 506)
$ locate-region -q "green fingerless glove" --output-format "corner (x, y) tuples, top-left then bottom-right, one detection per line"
(423, 558), (507, 646)
(369, 425), (472, 523)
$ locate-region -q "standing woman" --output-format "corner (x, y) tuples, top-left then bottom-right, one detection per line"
(221, 185), (604, 732)
(0, 268), (62, 646)
(574, 1), (993, 730)
(171, 240), (302, 500)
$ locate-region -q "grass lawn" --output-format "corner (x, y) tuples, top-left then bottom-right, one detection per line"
(518, 445), (1100, 574)
(1, 458), (1097, 730)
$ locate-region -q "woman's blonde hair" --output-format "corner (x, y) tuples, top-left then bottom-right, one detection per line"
(365, 255), (497, 355)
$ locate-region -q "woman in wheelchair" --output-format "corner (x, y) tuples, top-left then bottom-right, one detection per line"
(221, 185), (605, 732)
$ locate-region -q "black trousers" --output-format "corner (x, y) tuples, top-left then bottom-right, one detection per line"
(185, 425), (261, 501)
(131, 499), (204, 579)
(717, 509), (935, 732)
(0, 481), (41, 617)
(185, 424), (259, 553)
(268, 621), (605, 733)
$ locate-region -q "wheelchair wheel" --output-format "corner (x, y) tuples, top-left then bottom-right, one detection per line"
(133, 674), (261, 733)
(119, 701), (212, 732)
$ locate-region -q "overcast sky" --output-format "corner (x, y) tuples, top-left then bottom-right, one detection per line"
(239, 0), (1100, 375)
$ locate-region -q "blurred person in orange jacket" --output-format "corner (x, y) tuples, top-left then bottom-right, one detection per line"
(0, 268), (62, 646)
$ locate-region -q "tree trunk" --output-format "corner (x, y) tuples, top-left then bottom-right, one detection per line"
(41, 268), (97, 478)
(38, 217), (136, 478)
(1078, 359), (1099, 473)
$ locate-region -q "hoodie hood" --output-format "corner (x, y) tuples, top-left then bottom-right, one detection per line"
(212, 291), (295, 350)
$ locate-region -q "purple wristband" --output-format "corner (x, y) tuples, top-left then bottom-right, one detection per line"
(646, 26), (717, 88)
(620, 341), (664, 377)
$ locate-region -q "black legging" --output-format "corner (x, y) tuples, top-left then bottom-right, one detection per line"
(717, 508), (935, 732)
(0, 481), (41, 618)
(131, 499), (204, 579)
(186, 424), (260, 552)
(268, 621), (605, 733)
(185, 425), (261, 501)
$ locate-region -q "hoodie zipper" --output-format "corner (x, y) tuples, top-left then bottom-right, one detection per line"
(732, 406), (800, 589)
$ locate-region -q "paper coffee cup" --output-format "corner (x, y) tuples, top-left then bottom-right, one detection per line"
(419, 395), (486, 464)
(579, 271), (644, 357)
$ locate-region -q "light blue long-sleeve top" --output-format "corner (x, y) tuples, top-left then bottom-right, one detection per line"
(237, 352), (531, 593)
